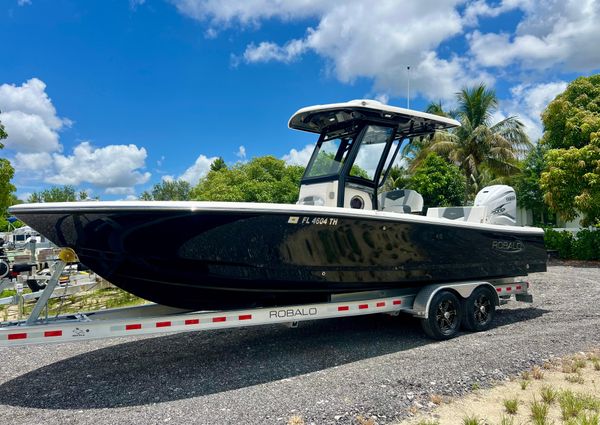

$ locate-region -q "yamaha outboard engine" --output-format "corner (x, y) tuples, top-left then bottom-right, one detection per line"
(474, 185), (517, 226)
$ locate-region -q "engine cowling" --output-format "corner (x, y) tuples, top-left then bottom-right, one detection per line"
(474, 185), (517, 226)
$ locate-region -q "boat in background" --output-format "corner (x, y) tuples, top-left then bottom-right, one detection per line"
(9, 100), (546, 310)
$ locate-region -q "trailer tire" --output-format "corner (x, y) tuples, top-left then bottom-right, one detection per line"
(420, 290), (462, 340)
(462, 286), (495, 332)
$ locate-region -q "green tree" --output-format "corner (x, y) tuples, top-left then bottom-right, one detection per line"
(28, 186), (78, 203)
(423, 84), (531, 197)
(407, 153), (466, 209)
(513, 144), (554, 225)
(210, 157), (227, 172)
(383, 164), (410, 191)
(540, 75), (600, 226)
(0, 115), (17, 221)
(192, 155), (304, 203)
(139, 179), (192, 201)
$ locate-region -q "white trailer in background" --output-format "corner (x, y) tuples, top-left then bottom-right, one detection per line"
(0, 250), (533, 346)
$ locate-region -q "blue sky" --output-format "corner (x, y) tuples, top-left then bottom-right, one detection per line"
(1, 0), (599, 200)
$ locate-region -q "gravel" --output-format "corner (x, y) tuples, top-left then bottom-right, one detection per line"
(0, 264), (599, 425)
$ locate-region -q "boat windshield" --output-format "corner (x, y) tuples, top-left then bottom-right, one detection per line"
(304, 131), (356, 179)
(349, 125), (395, 181)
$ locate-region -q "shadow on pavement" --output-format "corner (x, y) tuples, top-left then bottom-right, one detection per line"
(0, 306), (547, 410)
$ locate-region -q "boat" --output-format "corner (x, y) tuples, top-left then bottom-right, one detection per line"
(8, 100), (547, 310)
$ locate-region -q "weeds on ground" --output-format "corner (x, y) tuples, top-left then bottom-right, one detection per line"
(521, 370), (531, 380)
(521, 380), (530, 390)
(429, 394), (443, 405)
(540, 385), (557, 404)
(287, 416), (304, 425)
(461, 415), (480, 425)
(532, 365), (545, 380)
(471, 382), (481, 391)
(565, 372), (585, 384)
(503, 397), (519, 415)
(530, 397), (549, 425)
(498, 415), (514, 425)
(416, 420), (439, 425)
(355, 416), (375, 425)
(594, 360), (600, 371)
(574, 356), (588, 370)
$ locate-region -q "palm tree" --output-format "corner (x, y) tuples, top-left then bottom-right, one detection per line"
(417, 84), (531, 197)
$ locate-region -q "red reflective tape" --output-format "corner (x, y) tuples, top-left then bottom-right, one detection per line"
(156, 321), (171, 328)
(516, 285), (522, 290)
(239, 314), (252, 321)
(126, 324), (142, 330)
(506, 287), (512, 291)
(8, 333), (27, 340)
(376, 302), (385, 307)
(212, 316), (226, 323)
(44, 330), (62, 337)
(338, 306), (349, 311)
(393, 300), (402, 305)
(185, 319), (199, 325)
(496, 287), (502, 292)
(359, 304), (369, 310)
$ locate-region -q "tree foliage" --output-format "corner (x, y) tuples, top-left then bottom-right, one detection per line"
(210, 157), (227, 172)
(513, 144), (554, 225)
(28, 186), (79, 203)
(0, 116), (17, 221)
(420, 84), (531, 197)
(192, 156), (304, 203)
(540, 74), (600, 226)
(140, 180), (191, 201)
(407, 153), (466, 208)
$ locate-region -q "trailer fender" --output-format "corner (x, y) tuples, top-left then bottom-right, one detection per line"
(410, 281), (500, 319)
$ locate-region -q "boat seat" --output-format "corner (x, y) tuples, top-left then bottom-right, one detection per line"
(378, 189), (423, 214)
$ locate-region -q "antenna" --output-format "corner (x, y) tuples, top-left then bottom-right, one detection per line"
(407, 66), (411, 109)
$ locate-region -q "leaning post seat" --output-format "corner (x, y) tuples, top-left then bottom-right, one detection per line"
(378, 189), (423, 214)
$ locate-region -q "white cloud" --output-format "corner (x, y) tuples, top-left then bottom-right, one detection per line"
(46, 141), (151, 189)
(468, 0), (600, 71)
(105, 187), (136, 195)
(173, 0), (493, 102)
(243, 40), (307, 63)
(178, 154), (218, 184)
(496, 81), (568, 141)
(0, 78), (69, 153)
(17, 0), (32, 6)
(236, 145), (247, 161)
(282, 144), (314, 166)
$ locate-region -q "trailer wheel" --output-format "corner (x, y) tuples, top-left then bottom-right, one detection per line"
(420, 290), (462, 340)
(462, 286), (495, 332)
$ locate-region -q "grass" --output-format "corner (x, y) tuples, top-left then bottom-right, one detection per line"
(287, 416), (304, 425)
(521, 380), (530, 390)
(558, 390), (585, 421)
(594, 360), (600, 371)
(462, 415), (480, 425)
(416, 421), (440, 425)
(0, 286), (147, 322)
(498, 416), (514, 425)
(530, 398), (549, 425)
(471, 382), (481, 391)
(532, 365), (545, 380)
(540, 385), (557, 404)
(565, 372), (585, 384)
(503, 397), (519, 415)
(521, 370), (531, 380)
(429, 394), (443, 405)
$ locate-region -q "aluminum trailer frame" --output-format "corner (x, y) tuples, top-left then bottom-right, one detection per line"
(0, 260), (533, 346)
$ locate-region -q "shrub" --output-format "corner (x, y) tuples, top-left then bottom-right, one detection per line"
(544, 228), (574, 258)
(544, 228), (600, 260)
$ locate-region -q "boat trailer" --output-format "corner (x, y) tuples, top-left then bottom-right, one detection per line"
(0, 250), (533, 346)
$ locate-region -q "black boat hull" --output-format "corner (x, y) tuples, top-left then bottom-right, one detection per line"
(11, 205), (547, 309)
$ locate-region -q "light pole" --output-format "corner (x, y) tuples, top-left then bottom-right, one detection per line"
(407, 66), (411, 109)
